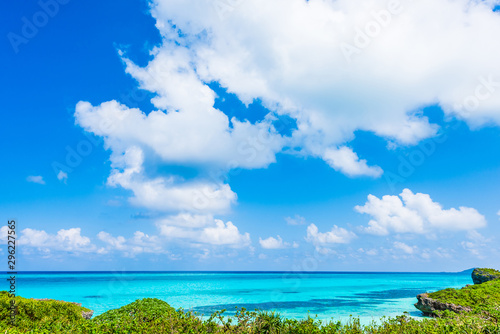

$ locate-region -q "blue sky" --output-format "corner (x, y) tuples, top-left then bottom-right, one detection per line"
(2, 0), (500, 272)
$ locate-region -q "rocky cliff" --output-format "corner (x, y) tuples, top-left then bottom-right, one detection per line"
(471, 268), (500, 285)
(414, 267), (500, 317)
(414, 293), (472, 317)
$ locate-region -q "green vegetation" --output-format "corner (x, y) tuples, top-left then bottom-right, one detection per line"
(2, 268), (500, 333)
(472, 268), (500, 285)
(0, 291), (92, 332)
(1, 292), (499, 333)
(474, 268), (500, 276)
(428, 279), (500, 311)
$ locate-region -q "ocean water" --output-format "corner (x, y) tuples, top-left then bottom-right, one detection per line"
(6, 271), (471, 323)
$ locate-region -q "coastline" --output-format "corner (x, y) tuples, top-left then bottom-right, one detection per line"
(3, 271), (471, 319)
(2, 268), (499, 332)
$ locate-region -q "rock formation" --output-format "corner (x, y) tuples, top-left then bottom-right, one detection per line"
(414, 267), (500, 317)
(471, 268), (500, 285)
(414, 293), (472, 317)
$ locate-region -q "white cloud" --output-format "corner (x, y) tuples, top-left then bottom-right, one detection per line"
(461, 230), (492, 258)
(19, 228), (95, 253)
(393, 241), (416, 255)
(73, 0), (500, 225)
(57, 170), (68, 183)
(26, 175), (45, 185)
(106, 146), (237, 213)
(156, 213), (214, 228)
(97, 231), (165, 257)
(323, 147), (383, 178)
(356, 189), (487, 235)
(69, 0), (500, 261)
(305, 223), (356, 253)
(201, 220), (250, 246)
(75, 98), (284, 171)
(157, 213), (251, 248)
(366, 249), (378, 256)
(285, 215), (306, 226)
(147, 0), (500, 152)
(259, 235), (296, 249)
(0, 226), (9, 244)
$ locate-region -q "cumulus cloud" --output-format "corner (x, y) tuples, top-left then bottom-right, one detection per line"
(106, 146), (237, 213)
(259, 235), (298, 249)
(78, 0), (500, 199)
(461, 230), (492, 258)
(26, 175), (45, 185)
(0, 226), (9, 244)
(356, 189), (487, 235)
(72, 0), (500, 251)
(323, 147), (383, 178)
(201, 220), (251, 246)
(97, 231), (165, 257)
(305, 223), (356, 253)
(76, 0), (500, 181)
(365, 249), (378, 256)
(149, 0), (500, 145)
(285, 215), (306, 226)
(157, 213), (251, 248)
(75, 98), (284, 170)
(19, 228), (95, 253)
(393, 241), (416, 255)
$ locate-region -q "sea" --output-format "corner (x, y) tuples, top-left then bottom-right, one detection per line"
(5, 271), (472, 324)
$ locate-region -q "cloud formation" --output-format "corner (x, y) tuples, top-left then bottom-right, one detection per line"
(259, 235), (298, 249)
(157, 213), (251, 248)
(285, 215), (306, 226)
(305, 223), (356, 253)
(97, 231), (165, 257)
(19, 228), (94, 253)
(393, 241), (416, 255)
(57, 170), (68, 183)
(150, 0), (500, 144)
(323, 147), (383, 178)
(356, 189), (487, 235)
(73, 0), (500, 249)
(26, 175), (45, 185)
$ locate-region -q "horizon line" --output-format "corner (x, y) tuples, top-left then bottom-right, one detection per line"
(1, 269), (474, 274)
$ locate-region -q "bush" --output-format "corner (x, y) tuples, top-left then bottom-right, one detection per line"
(1, 291), (500, 333)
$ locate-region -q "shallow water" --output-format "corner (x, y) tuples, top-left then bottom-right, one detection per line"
(7, 271), (471, 323)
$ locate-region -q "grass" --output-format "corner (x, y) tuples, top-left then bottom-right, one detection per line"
(476, 268), (500, 275)
(427, 279), (500, 310)
(473, 268), (500, 278)
(426, 268), (500, 316)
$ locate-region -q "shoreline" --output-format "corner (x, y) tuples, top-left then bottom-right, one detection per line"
(2, 268), (498, 332)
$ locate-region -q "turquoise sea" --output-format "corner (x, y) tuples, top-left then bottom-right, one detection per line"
(6, 272), (471, 323)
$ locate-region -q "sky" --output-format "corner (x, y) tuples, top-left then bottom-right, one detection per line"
(1, 0), (500, 272)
